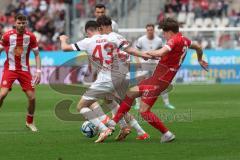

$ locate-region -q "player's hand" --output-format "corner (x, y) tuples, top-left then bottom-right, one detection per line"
(198, 60), (208, 71)
(59, 35), (69, 42)
(33, 71), (41, 85)
(141, 51), (153, 60)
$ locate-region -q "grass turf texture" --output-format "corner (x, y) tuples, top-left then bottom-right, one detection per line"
(0, 84), (239, 160)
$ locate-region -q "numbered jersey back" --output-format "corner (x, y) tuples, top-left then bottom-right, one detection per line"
(72, 33), (130, 71)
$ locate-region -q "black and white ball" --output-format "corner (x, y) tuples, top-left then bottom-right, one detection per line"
(81, 121), (97, 138)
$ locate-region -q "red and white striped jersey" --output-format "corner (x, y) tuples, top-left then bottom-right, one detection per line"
(0, 29), (38, 71)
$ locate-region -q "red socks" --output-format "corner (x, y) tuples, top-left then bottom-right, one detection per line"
(113, 96), (134, 123)
(26, 114), (34, 124)
(140, 110), (168, 134)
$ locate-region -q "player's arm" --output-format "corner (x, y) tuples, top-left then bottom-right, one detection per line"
(124, 46), (152, 60)
(0, 38), (5, 56)
(30, 33), (42, 85)
(59, 35), (74, 51)
(32, 49), (41, 85)
(0, 47), (3, 56)
(189, 42), (208, 71)
(134, 38), (143, 67)
(145, 46), (170, 57)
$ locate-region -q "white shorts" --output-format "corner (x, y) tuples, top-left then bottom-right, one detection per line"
(82, 70), (129, 102)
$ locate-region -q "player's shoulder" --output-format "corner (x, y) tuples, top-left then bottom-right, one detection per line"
(111, 20), (117, 25)
(2, 29), (16, 37)
(108, 32), (122, 39)
(108, 31), (119, 36)
(154, 35), (162, 41)
(79, 37), (92, 44)
(138, 35), (147, 41)
(25, 30), (36, 37)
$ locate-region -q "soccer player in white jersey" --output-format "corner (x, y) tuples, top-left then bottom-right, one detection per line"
(94, 4), (118, 32)
(59, 20), (151, 143)
(94, 5), (149, 140)
(134, 23), (175, 110)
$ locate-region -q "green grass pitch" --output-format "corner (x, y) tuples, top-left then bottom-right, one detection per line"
(0, 84), (239, 160)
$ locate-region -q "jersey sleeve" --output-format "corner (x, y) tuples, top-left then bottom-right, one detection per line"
(71, 38), (88, 51)
(164, 38), (176, 51)
(135, 38), (142, 49)
(185, 37), (192, 47)
(158, 38), (163, 49)
(0, 33), (8, 48)
(110, 33), (130, 51)
(111, 20), (119, 33)
(0, 41), (3, 49)
(30, 34), (39, 51)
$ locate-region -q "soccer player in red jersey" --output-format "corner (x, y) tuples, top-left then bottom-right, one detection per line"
(0, 13), (41, 132)
(97, 17), (208, 143)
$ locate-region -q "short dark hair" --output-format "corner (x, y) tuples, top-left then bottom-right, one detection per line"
(158, 17), (179, 33)
(145, 23), (155, 29)
(85, 20), (99, 32)
(15, 13), (27, 21)
(95, 4), (106, 9)
(96, 15), (112, 26)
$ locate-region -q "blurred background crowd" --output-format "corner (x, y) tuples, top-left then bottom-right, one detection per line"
(0, 0), (239, 50)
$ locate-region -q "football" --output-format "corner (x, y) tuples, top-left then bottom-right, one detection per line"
(81, 121), (97, 138)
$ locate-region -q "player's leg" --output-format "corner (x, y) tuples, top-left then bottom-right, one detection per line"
(106, 100), (131, 141)
(111, 85), (141, 125)
(0, 70), (17, 108)
(17, 71), (38, 132)
(139, 79), (176, 143)
(95, 86), (141, 142)
(90, 102), (111, 125)
(24, 90), (38, 132)
(77, 98), (108, 130)
(139, 98), (175, 143)
(123, 113), (149, 140)
(161, 92), (175, 109)
(0, 88), (10, 108)
(78, 98), (112, 143)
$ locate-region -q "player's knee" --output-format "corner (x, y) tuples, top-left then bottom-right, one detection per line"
(139, 102), (150, 113)
(77, 100), (85, 112)
(77, 104), (82, 112)
(139, 107), (148, 113)
(126, 87), (140, 99)
(0, 92), (8, 100)
(28, 95), (35, 101)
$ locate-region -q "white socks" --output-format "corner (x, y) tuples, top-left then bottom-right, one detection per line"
(161, 93), (169, 105)
(107, 101), (128, 128)
(129, 118), (146, 135)
(79, 107), (107, 132)
(91, 103), (110, 123)
(135, 98), (140, 106)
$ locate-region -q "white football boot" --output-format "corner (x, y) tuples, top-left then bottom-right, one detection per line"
(26, 122), (38, 132)
(160, 131), (175, 143)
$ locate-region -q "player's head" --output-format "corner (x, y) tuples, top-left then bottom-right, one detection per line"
(94, 4), (106, 19)
(96, 15), (112, 34)
(158, 17), (179, 40)
(15, 13), (27, 34)
(145, 23), (155, 39)
(85, 20), (99, 37)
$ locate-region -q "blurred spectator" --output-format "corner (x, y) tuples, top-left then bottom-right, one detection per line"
(1, 0), (67, 50)
(229, 9), (239, 27)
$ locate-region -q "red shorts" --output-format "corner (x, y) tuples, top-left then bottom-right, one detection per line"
(138, 66), (177, 107)
(1, 70), (34, 91)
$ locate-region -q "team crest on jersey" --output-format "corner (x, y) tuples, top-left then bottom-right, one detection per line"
(23, 38), (30, 45)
